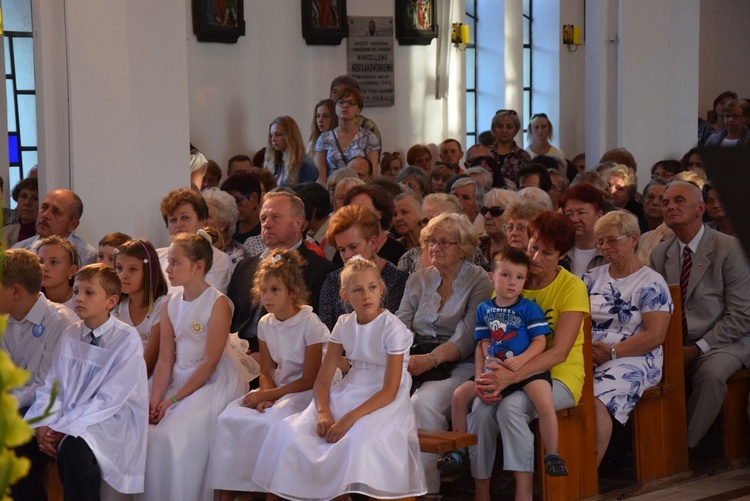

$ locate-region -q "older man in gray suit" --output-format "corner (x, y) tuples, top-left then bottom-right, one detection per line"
(650, 180), (750, 450)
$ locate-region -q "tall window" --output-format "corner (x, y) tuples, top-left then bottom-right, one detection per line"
(4, 0), (37, 203)
(522, 0), (532, 135)
(465, 0), (477, 148)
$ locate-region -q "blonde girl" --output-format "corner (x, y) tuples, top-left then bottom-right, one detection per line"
(212, 250), (329, 499)
(253, 257), (426, 500)
(36, 236), (79, 310)
(113, 239), (170, 376)
(139, 231), (252, 501)
(264, 115), (319, 186)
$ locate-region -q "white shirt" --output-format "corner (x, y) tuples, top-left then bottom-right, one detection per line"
(12, 233), (98, 266)
(26, 315), (148, 493)
(2, 293), (78, 408)
(157, 245), (233, 295)
(677, 224), (710, 354)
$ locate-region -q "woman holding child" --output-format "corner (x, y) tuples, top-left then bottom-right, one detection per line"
(468, 211), (589, 501)
(582, 211), (672, 465)
(397, 213), (493, 494)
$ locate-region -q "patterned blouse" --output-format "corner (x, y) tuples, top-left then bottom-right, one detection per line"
(489, 142), (531, 184)
(315, 127), (380, 176)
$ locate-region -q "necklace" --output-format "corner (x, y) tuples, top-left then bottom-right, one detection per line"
(440, 288), (453, 303)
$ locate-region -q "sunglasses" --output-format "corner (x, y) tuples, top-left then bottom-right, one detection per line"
(531, 113), (548, 120)
(495, 109), (518, 116)
(481, 205), (505, 217)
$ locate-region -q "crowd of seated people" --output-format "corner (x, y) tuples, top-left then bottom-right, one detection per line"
(5, 80), (750, 501)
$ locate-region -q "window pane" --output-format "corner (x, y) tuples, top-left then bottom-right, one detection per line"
(523, 91), (531, 136)
(13, 38), (34, 90)
(466, 47), (475, 89)
(523, 0), (531, 16)
(8, 166), (21, 209)
(5, 40), (11, 75)
(3, 0), (33, 32)
(523, 17), (530, 45)
(466, 134), (475, 148)
(22, 150), (37, 174)
(17, 93), (36, 146)
(8, 133), (18, 163)
(6, 79), (16, 132)
(466, 0), (475, 18)
(466, 91), (476, 135)
(523, 48), (530, 88)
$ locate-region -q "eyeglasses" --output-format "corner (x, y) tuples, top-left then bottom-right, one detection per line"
(723, 113), (744, 120)
(502, 223), (527, 233)
(233, 193), (253, 204)
(652, 171), (675, 180)
(336, 99), (358, 107)
(495, 109), (518, 116)
(595, 235), (629, 249)
(480, 205), (505, 218)
(425, 238), (458, 249)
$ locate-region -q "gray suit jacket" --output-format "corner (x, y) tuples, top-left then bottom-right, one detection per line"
(650, 225), (750, 366)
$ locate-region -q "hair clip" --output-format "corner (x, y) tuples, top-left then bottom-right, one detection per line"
(143, 258), (149, 264)
(196, 228), (212, 243)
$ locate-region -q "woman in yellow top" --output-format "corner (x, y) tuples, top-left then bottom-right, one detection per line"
(467, 210), (589, 501)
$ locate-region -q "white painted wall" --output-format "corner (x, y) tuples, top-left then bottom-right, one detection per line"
(34, 0), (189, 248)
(618, 0), (700, 191)
(185, 0), (466, 167)
(698, 0), (750, 118)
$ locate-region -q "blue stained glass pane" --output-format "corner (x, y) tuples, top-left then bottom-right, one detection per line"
(6, 78), (16, 132)
(5, 41), (11, 75)
(8, 133), (19, 163)
(3, 0), (33, 32)
(14, 38), (35, 90)
(17, 93), (36, 146)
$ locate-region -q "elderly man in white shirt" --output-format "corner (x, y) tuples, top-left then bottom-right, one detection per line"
(12, 188), (98, 266)
(0, 249), (78, 409)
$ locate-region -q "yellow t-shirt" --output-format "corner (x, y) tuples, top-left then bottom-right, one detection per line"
(522, 267), (589, 403)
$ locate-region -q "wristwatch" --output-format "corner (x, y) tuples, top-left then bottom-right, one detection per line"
(610, 345), (618, 360)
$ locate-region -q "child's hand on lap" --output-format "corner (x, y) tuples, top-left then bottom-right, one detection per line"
(316, 410), (335, 438)
(501, 357), (523, 372)
(150, 399), (173, 424)
(242, 391), (273, 410)
(37, 426), (65, 458)
(325, 414), (354, 443)
(255, 400), (274, 412)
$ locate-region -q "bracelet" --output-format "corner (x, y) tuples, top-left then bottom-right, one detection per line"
(170, 395), (179, 404)
(610, 345), (618, 361)
(431, 353), (439, 368)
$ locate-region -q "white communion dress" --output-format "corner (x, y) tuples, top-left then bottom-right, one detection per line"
(137, 287), (255, 501)
(252, 310), (427, 500)
(211, 305), (330, 492)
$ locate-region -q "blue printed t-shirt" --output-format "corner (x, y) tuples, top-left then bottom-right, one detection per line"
(475, 297), (551, 359)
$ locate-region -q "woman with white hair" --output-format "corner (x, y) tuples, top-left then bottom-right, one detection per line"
(202, 187), (246, 267)
(397, 213), (493, 495)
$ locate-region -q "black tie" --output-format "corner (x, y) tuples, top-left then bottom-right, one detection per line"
(89, 331), (98, 346)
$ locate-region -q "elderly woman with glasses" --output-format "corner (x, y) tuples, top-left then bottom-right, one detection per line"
(502, 199), (548, 251)
(526, 113), (565, 160)
(489, 110), (532, 184)
(582, 210), (672, 466)
(478, 188), (520, 263)
(397, 213), (493, 495)
(314, 86), (380, 186)
(705, 98), (750, 147)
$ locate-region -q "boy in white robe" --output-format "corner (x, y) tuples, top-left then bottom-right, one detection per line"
(24, 264), (149, 500)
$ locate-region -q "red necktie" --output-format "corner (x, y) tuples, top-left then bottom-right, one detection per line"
(680, 247), (692, 343)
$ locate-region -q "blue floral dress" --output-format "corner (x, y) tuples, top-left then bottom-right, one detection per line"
(583, 264), (673, 424)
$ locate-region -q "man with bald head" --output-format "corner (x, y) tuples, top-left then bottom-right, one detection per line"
(650, 180), (750, 452)
(12, 189), (97, 265)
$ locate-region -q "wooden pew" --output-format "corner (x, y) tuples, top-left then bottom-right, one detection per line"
(630, 283), (689, 483)
(721, 368), (750, 463)
(534, 316), (598, 501)
(418, 429), (478, 455)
